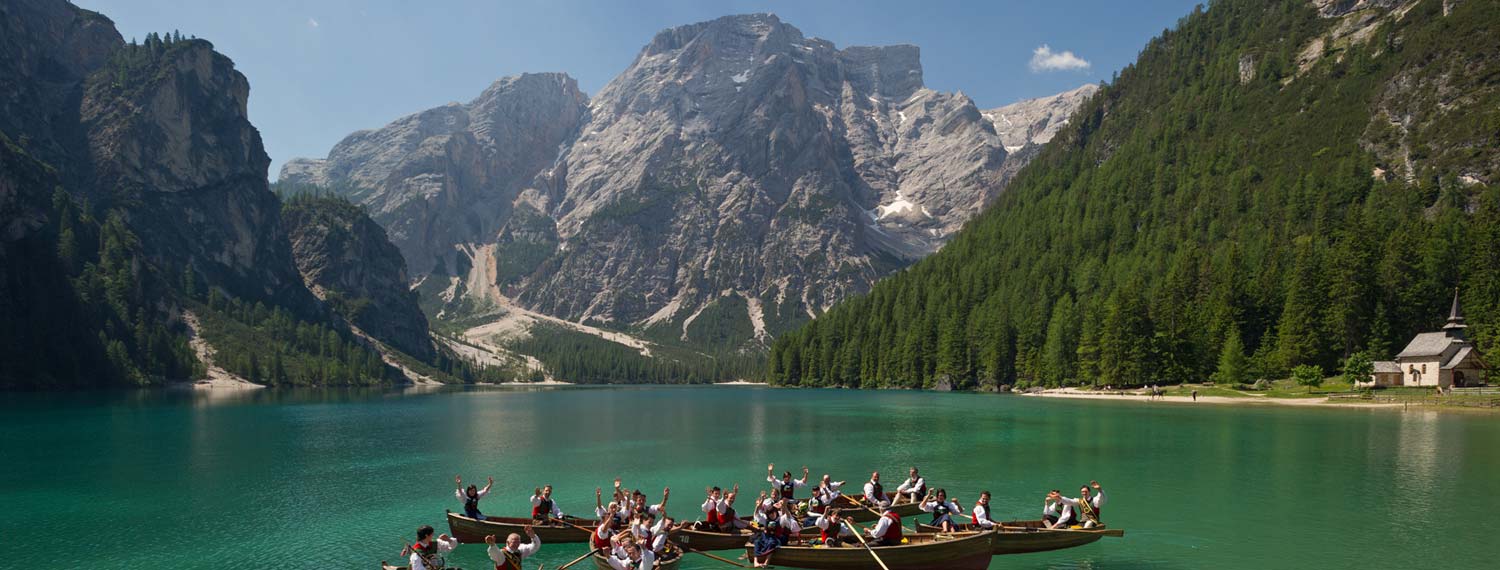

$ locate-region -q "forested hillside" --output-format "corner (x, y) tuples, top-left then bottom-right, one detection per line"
(771, 0), (1500, 389)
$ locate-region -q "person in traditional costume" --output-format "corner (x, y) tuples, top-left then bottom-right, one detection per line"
(866, 503), (904, 547)
(894, 466), (926, 505)
(717, 489), (749, 531)
(920, 488), (964, 532)
(484, 527), (540, 570)
(970, 491), (996, 529)
(750, 523), (781, 568)
(405, 524), (458, 570)
(1070, 481), (1106, 528)
(766, 463), (809, 503)
(455, 475), (494, 520)
(604, 540), (656, 570)
(812, 508), (852, 547)
(1043, 490), (1074, 529)
(817, 474), (845, 501)
(862, 471), (890, 507)
(531, 484), (565, 522)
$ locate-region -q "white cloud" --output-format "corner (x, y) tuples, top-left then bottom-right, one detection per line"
(308, 17), (320, 29)
(1029, 44), (1090, 73)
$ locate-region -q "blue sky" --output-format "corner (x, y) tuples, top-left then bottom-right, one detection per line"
(75, 0), (1202, 178)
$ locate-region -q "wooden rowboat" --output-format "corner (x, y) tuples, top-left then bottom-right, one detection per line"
(744, 531), (997, 570)
(590, 550), (684, 570)
(445, 510), (598, 544)
(380, 561), (460, 570)
(668, 524), (821, 551)
(667, 525), (755, 551)
(828, 494), (925, 522)
(915, 519), (1119, 555)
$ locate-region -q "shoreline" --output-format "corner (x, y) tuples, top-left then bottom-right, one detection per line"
(1020, 387), (1407, 409)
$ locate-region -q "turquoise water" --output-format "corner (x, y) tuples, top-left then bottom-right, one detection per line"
(2, 386), (1496, 569)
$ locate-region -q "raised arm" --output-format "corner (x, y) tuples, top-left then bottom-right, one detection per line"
(481, 476), (493, 496)
(521, 526), (540, 556)
(798, 466), (810, 485)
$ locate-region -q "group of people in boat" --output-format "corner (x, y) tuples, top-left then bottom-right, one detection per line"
(1042, 481), (1106, 529)
(407, 469), (1107, 569)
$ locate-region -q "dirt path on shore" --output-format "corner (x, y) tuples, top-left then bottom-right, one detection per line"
(1021, 387), (1402, 409)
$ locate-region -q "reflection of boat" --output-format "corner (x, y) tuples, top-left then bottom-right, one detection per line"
(591, 550), (684, 570)
(445, 511), (597, 544)
(745, 531), (996, 570)
(916, 519), (1120, 554)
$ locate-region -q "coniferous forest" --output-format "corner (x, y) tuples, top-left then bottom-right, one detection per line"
(771, 0), (1500, 390)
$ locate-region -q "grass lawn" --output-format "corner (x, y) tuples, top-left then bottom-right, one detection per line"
(1160, 385), (1254, 398)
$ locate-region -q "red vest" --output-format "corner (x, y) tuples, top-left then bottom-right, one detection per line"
(494, 548), (522, 570)
(532, 497), (553, 519)
(592, 524), (612, 549)
(820, 519), (842, 542)
(879, 512), (902, 543)
(705, 503), (723, 526)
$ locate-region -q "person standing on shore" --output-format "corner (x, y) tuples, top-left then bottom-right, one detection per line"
(455, 475), (493, 520)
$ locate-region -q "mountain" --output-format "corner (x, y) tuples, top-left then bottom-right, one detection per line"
(0, 0), (434, 388)
(771, 0), (1500, 390)
(283, 14), (1094, 365)
(281, 194), (435, 361)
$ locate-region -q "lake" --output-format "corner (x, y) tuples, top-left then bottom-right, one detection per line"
(2, 385), (1495, 569)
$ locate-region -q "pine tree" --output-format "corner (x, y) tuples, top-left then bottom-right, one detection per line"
(1210, 328), (1248, 385)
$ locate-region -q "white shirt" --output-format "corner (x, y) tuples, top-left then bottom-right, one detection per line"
(920, 499), (962, 523)
(702, 497), (720, 517)
(813, 513), (849, 536)
(777, 512), (803, 534)
(863, 481), (888, 504)
(1048, 498), (1075, 525)
(897, 476), (925, 495)
(972, 503), (994, 528)
(868, 514), (896, 538)
(768, 475), (808, 490)
(819, 481), (845, 498)
(487, 534), (541, 564)
(408, 536), (458, 570)
(606, 550), (655, 570)
(1087, 490), (1107, 510)
(530, 494), (564, 518)
(456, 487), (490, 503)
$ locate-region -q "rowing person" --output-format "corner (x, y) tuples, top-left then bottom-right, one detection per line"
(863, 471), (890, 507)
(530, 484), (565, 522)
(405, 524), (458, 570)
(812, 508), (853, 547)
(455, 474), (494, 520)
(866, 503), (903, 546)
(894, 466), (926, 505)
(484, 526), (539, 570)
(920, 488), (964, 532)
(1043, 490), (1074, 529)
(603, 539), (656, 570)
(970, 491), (996, 529)
(766, 463), (809, 503)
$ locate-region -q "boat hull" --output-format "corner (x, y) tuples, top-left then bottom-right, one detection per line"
(445, 511), (597, 544)
(829, 495), (925, 523)
(590, 551), (683, 570)
(744, 531), (996, 570)
(916, 520), (1111, 555)
(668, 526), (754, 551)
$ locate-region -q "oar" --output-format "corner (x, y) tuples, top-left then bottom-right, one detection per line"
(844, 521), (892, 570)
(550, 517), (599, 537)
(683, 547), (753, 568)
(558, 549), (597, 570)
(846, 498), (916, 535)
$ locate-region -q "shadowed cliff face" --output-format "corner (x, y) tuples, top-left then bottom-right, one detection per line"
(1, 0), (315, 313)
(281, 197), (435, 361)
(285, 14), (1095, 347)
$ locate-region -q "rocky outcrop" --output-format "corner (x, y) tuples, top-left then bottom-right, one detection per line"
(280, 73), (589, 277)
(282, 196), (434, 360)
(1, 0), (314, 312)
(983, 84), (1099, 152)
(284, 13), (1097, 347)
